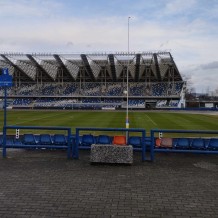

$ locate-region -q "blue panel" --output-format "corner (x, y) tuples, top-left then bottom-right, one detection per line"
(53, 134), (67, 145)
(174, 138), (190, 149)
(208, 138), (218, 150)
(0, 68), (13, 87)
(81, 134), (95, 146)
(128, 136), (141, 147)
(191, 138), (205, 149)
(39, 134), (53, 145)
(23, 134), (37, 145)
(2, 68), (9, 75)
(97, 135), (111, 144)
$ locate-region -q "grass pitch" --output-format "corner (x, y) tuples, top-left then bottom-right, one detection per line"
(0, 110), (218, 136)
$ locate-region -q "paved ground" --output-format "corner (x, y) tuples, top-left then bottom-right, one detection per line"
(0, 149), (217, 218)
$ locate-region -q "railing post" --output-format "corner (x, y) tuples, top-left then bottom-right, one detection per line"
(67, 128), (71, 159)
(150, 130), (155, 161)
(74, 128), (79, 159)
(142, 129), (146, 161)
(2, 126), (7, 158)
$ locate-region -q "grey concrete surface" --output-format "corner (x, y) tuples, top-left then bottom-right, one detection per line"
(0, 149), (217, 218)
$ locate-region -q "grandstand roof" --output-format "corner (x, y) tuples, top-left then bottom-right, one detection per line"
(0, 52), (183, 83)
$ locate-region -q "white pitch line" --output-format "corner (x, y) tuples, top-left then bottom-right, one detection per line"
(144, 114), (157, 126)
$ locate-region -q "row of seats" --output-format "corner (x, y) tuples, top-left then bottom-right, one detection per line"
(0, 134), (137, 148)
(2, 82), (184, 97)
(78, 134), (147, 149)
(0, 134), (68, 146)
(155, 137), (218, 150)
(156, 100), (179, 108)
(80, 135), (218, 150)
(12, 98), (146, 108)
(1, 134), (218, 152)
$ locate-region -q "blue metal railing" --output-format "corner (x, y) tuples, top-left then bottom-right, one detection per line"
(2, 125), (72, 158)
(74, 127), (150, 161)
(150, 129), (218, 159)
(2, 126), (218, 162)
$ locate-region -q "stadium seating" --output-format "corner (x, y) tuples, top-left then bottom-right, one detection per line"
(129, 83), (145, 96)
(106, 83), (123, 96)
(169, 100), (179, 107)
(23, 134), (37, 145)
(39, 134), (53, 145)
(156, 100), (167, 108)
(128, 136), (141, 147)
(155, 137), (173, 148)
(151, 83), (167, 96)
(40, 84), (58, 96)
(13, 138), (23, 146)
(191, 138), (206, 150)
(174, 138), (190, 149)
(113, 135), (126, 145)
(16, 84), (36, 96)
(152, 135), (218, 156)
(1, 81), (184, 109)
(207, 138), (218, 150)
(81, 98), (101, 103)
(80, 134), (96, 148)
(96, 135), (111, 144)
(128, 99), (145, 107)
(81, 83), (101, 96)
(13, 98), (32, 106)
(63, 83), (79, 96)
(53, 134), (67, 145)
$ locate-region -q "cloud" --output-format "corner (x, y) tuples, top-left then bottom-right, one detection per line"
(164, 0), (197, 15)
(0, 0), (217, 92)
(200, 61), (218, 70)
(0, 0), (62, 18)
(188, 68), (218, 92)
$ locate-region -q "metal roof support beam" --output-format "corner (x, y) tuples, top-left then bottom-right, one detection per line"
(135, 54), (141, 82)
(153, 53), (162, 81)
(108, 54), (117, 81)
(1, 54), (33, 81)
(81, 54), (95, 81)
(169, 53), (182, 81)
(26, 54), (53, 81)
(53, 54), (75, 81)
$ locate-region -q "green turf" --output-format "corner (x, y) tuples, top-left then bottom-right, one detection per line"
(0, 110), (218, 136)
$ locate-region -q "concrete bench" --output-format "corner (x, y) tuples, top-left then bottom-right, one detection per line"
(90, 144), (133, 164)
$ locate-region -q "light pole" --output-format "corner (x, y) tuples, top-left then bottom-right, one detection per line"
(126, 16), (130, 129)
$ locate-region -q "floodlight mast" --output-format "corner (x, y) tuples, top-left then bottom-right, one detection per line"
(126, 16), (130, 129)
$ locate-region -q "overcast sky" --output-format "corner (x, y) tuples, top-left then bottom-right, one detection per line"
(0, 0), (218, 92)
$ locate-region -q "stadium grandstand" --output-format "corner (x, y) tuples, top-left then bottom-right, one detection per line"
(0, 52), (186, 110)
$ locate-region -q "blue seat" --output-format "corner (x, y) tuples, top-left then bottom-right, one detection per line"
(13, 138), (23, 146)
(207, 138), (218, 150)
(53, 134), (67, 145)
(97, 135), (111, 144)
(23, 134), (37, 145)
(128, 136), (141, 147)
(191, 138), (205, 150)
(39, 134), (52, 145)
(5, 138), (14, 145)
(81, 134), (95, 147)
(175, 138), (190, 149)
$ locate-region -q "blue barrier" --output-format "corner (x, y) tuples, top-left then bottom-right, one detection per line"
(74, 127), (150, 161)
(150, 129), (218, 159)
(2, 126), (217, 162)
(2, 126), (72, 158)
